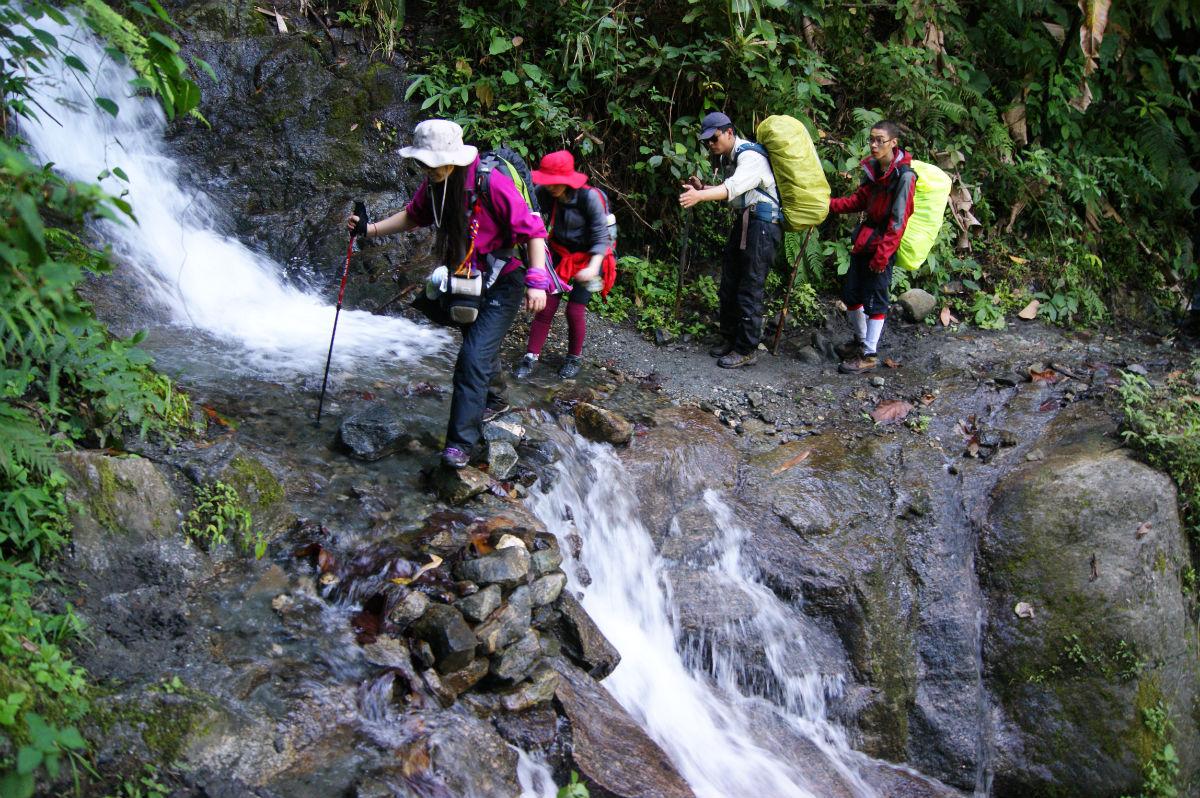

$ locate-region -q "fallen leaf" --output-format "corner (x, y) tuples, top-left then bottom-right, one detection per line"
(511, 35), (524, 47)
(470, 530), (494, 556)
(770, 448), (811, 476)
(871, 400), (914, 425)
(413, 554), (444, 580)
(1029, 367), (1060, 383)
(1008, 254), (1029, 264)
(1014, 601), (1035, 619)
(1135, 521), (1152, 539)
(966, 438), (981, 458)
(1038, 399), (1058, 412)
(920, 393), (937, 406)
(1017, 299), (1040, 320)
(883, 357), (900, 368)
(939, 306), (952, 326)
(350, 123), (358, 131)
(317, 548), (336, 574)
(19, 636), (38, 653)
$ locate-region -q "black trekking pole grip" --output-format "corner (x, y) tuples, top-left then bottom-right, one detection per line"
(353, 200), (368, 239)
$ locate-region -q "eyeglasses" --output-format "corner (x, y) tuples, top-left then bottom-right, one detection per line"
(869, 136), (894, 146)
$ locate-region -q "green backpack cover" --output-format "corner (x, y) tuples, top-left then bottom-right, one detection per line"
(896, 159), (952, 271)
(754, 115), (830, 231)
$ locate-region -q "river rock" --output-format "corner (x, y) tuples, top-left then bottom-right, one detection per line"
(531, 539), (564, 575)
(500, 664), (560, 712)
(980, 410), (1200, 795)
(553, 592), (620, 679)
(438, 657), (490, 698)
(387, 589), (429, 629)
(483, 419), (525, 445)
(431, 465), (491, 504)
(410, 604), (477, 674)
(574, 402), (633, 446)
(898, 288), (937, 322)
(455, 546), (530, 587)
(455, 584), (501, 623)
(338, 403), (408, 461)
(530, 572), (567, 606)
(552, 659), (696, 798)
(475, 585), (532, 654)
(486, 440), (519, 479)
(490, 630), (543, 683)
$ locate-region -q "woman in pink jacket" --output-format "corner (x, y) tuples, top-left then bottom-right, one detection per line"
(350, 120), (552, 468)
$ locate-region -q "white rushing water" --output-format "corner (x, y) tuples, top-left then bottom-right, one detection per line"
(528, 429), (879, 798)
(17, 23), (448, 377)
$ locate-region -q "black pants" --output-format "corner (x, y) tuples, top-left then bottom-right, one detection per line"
(719, 216), (782, 354)
(841, 251), (894, 317)
(445, 270), (524, 452)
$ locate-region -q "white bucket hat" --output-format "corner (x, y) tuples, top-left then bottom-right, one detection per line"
(398, 119), (478, 167)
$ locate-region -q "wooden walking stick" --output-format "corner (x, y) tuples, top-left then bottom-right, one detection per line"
(771, 227), (814, 354)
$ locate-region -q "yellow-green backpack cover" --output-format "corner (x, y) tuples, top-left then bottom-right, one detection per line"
(755, 115), (830, 231)
(896, 160), (952, 271)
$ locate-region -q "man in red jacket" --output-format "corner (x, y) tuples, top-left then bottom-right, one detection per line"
(828, 120), (916, 374)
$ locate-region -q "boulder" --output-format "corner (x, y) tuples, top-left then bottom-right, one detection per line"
(574, 402), (633, 446)
(455, 584), (501, 623)
(431, 465), (491, 505)
(386, 589), (429, 629)
(486, 440), (519, 480)
(981, 415), (1200, 796)
(897, 288), (937, 322)
(455, 546), (531, 587)
(553, 593), (620, 680)
(530, 573), (567, 606)
(490, 630), (543, 683)
(338, 402), (408, 461)
(500, 665), (560, 712)
(475, 586), (532, 654)
(552, 659), (696, 798)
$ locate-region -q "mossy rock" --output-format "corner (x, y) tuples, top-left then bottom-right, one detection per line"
(981, 415), (1200, 796)
(215, 454), (294, 536)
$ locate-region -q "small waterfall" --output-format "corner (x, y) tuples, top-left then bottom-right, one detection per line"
(528, 428), (879, 798)
(16, 21), (448, 377)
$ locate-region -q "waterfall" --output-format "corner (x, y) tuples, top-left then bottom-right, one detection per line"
(15, 21), (448, 377)
(528, 428), (879, 798)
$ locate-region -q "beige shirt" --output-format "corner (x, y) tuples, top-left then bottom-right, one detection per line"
(721, 136), (779, 210)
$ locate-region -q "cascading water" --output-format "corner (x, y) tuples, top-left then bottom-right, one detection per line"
(16, 21), (448, 378)
(528, 426), (880, 798)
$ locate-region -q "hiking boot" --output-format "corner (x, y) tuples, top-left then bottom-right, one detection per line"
(441, 446), (470, 469)
(481, 401), (511, 423)
(514, 353), (538, 380)
(708, 339), (735, 358)
(558, 355), (583, 380)
(838, 354), (878, 374)
(834, 337), (864, 360)
(717, 350), (759, 369)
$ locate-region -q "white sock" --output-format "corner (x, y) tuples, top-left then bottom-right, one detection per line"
(864, 317), (885, 354)
(848, 307), (867, 342)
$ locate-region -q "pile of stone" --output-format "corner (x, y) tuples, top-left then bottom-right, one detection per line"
(379, 528), (618, 712)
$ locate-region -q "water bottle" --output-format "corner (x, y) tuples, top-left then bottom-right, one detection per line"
(605, 212), (618, 244)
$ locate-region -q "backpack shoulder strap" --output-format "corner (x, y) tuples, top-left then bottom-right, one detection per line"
(732, 142), (780, 207)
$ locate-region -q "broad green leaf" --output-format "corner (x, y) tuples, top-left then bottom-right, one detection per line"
(489, 36), (513, 55)
(522, 63), (542, 81)
(94, 97), (119, 117)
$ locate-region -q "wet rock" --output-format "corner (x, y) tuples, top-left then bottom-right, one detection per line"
(386, 589), (429, 628)
(361, 637), (413, 670)
(981, 407), (1200, 795)
(553, 593), (620, 679)
(483, 419), (525, 445)
(438, 657), (490, 698)
(491, 704), (559, 750)
(898, 288), (937, 322)
(500, 664), (560, 712)
(654, 327), (676, 346)
(490, 630), (542, 683)
(486, 440), (519, 480)
(431, 465), (490, 504)
(530, 541), (564, 576)
(475, 586), (532, 654)
(530, 573), (567, 606)
(574, 402), (634, 446)
(410, 604), (477, 674)
(455, 546), (530, 587)
(796, 345), (824, 365)
(552, 660), (695, 798)
(455, 584), (501, 623)
(338, 403), (408, 461)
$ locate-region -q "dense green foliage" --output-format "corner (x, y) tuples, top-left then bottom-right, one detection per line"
(400, 0), (1199, 335)
(1, 2), (206, 794)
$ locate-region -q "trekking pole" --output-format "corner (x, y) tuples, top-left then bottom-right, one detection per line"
(315, 200), (367, 426)
(770, 227), (814, 355)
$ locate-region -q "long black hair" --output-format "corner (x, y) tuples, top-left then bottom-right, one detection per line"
(432, 166), (469, 268)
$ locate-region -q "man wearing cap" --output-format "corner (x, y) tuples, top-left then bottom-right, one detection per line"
(679, 111), (783, 369)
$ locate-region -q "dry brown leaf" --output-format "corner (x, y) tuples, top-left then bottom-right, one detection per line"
(1008, 254), (1029, 264)
(770, 448), (811, 476)
(920, 393), (936, 406)
(1135, 521), (1152, 539)
(871, 400), (913, 425)
(1014, 601), (1035, 619)
(1029, 367), (1060, 383)
(413, 554), (444, 580)
(19, 636), (38, 653)
(966, 438), (981, 458)
(1077, 0), (1112, 75)
(1003, 104), (1028, 146)
(939, 306), (952, 327)
(883, 357), (900, 369)
(1017, 299), (1040, 320)
(317, 548), (336, 574)
(470, 531), (494, 556)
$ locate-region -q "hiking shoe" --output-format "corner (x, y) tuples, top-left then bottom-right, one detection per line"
(838, 354), (878, 374)
(558, 355), (583, 380)
(717, 350), (759, 369)
(441, 446), (470, 469)
(514, 353), (538, 380)
(481, 401), (511, 423)
(708, 339), (735, 358)
(834, 337), (864, 360)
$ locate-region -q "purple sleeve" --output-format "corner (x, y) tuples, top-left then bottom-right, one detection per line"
(403, 178), (434, 227)
(484, 172), (551, 289)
